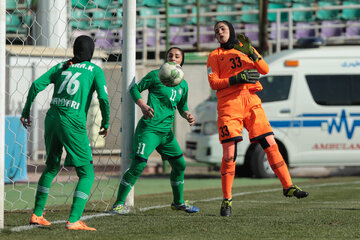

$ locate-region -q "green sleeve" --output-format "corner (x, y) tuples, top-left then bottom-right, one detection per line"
(94, 67), (110, 129)
(21, 64), (58, 118)
(177, 81), (190, 116)
(130, 70), (156, 102)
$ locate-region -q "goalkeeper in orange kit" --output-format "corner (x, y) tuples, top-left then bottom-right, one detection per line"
(206, 21), (309, 217)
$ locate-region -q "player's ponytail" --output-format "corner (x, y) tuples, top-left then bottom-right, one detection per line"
(62, 59), (73, 70)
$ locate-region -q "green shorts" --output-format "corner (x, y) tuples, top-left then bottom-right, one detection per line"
(131, 125), (182, 162)
(44, 112), (92, 167)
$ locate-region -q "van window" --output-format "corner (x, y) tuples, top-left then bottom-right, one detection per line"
(306, 75), (360, 105)
(257, 75), (292, 103)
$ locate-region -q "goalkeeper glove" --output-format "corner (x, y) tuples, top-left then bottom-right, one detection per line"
(234, 34), (259, 62)
(229, 69), (260, 86)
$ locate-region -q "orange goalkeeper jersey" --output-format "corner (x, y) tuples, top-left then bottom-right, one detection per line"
(207, 47), (269, 100)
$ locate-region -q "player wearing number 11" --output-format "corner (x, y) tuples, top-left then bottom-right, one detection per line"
(111, 47), (199, 214)
(20, 35), (110, 231)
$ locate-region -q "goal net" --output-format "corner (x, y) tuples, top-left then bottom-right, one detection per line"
(1, 0), (133, 225)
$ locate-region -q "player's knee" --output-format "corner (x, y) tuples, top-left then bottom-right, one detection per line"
(129, 160), (147, 177)
(258, 135), (277, 150)
(170, 156), (186, 172)
(223, 156), (235, 162)
(44, 164), (60, 176)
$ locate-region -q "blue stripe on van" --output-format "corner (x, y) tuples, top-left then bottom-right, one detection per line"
(269, 110), (360, 140)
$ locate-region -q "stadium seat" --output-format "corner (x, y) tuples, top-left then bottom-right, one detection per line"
(138, 7), (160, 28)
(292, 3), (316, 39)
(70, 10), (90, 30)
(269, 0), (291, 2)
(294, 22), (316, 39)
(268, 3), (288, 23)
(345, 20), (360, 37)
(169, 0), (194, 6)
(316, 1), (342, 39)
(94, 29), (114, 49)
(92, 0), (113, 9)
(240, 4), (259, 23)
(6, 0), (17, 10)
(342, 1), (360, 37)
(19, 10), (33, 29)
(240, 0), (259, 3)
(191, 6), (212, 25)
(292, 3), (315, 22)
(342, 1), (360, 21)
(71, 0), (90, 9)
(169, 6), (188, 26)
(91, 10), (113, 29)
(244, 23), (258, 42)
(114, 8), (122, 27)
(316, 1), (340, 21)
(193, 25), (214, 44)
(169, 26), (191, 45)
(217, 0), (237, 3)
(141, 0), (164, 8)
(216, 4), (239, 23)
(70, 29), (92, 45)
(320, 20), (343, 38)
(198, 0), (216, 5)
(6, 13), (26, 33)
(292, 0), (316, 3)
(269, 22), (288, 40)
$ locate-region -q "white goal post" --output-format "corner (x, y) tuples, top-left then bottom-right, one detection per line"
(1, 0), (6, 230)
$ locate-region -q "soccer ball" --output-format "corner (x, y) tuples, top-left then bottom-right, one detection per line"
(158, 62), (184, 87)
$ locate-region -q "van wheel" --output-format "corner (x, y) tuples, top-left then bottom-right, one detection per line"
(250, 144), (275, 178)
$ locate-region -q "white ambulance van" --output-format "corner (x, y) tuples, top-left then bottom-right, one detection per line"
(185, 42), (360, 178)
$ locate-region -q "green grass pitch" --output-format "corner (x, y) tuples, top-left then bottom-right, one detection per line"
(1, 176), (360, 240)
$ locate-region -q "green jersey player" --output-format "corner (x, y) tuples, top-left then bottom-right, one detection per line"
(21, 36), (110, 231)
(111, 47), (199, 214)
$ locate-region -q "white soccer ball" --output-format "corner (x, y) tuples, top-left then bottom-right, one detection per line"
(158, 62), (184, 87)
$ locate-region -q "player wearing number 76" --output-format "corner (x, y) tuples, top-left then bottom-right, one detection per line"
(20, 35), (110, 231)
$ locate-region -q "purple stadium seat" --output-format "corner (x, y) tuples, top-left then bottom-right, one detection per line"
(244, 24), (258, 42)
(295, 22), (316, 39)
(320, 20), (342, 39)
(346, 20), (360, 37)
(169, 26), (190, 45)
(269, 22), (288, 40)
(193, 25), (214, 44)
(145, 27), (156, 46)
(70, 30), (91, 45)
(94, 30), (114, 49)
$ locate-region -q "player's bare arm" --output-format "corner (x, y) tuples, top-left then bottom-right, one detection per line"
(182, 111), (195, 126)
(136, 98), (154, 119)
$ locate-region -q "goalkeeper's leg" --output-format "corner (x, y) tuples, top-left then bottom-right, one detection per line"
(259, 135), (309, 198)
(114, 158), (147, 205)
(68, 164), (94, 223)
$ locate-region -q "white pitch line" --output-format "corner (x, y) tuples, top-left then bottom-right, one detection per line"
(10, 180), (360, 232)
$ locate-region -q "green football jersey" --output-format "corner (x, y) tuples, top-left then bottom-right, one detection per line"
(22, 61), (110, 129)
(130, 69), (189, 132)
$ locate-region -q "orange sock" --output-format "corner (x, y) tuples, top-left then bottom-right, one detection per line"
(264, 144), (293, 189)
(221, 158), (236, 199)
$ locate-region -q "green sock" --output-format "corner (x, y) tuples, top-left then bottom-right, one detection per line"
(168, 156), (186, 205)
(115, 159), (146, 205)
(68, 164), (94, 223)
(33, 164), (59, 216)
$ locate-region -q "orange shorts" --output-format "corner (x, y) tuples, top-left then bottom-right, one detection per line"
(217, 90), (273, 143)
